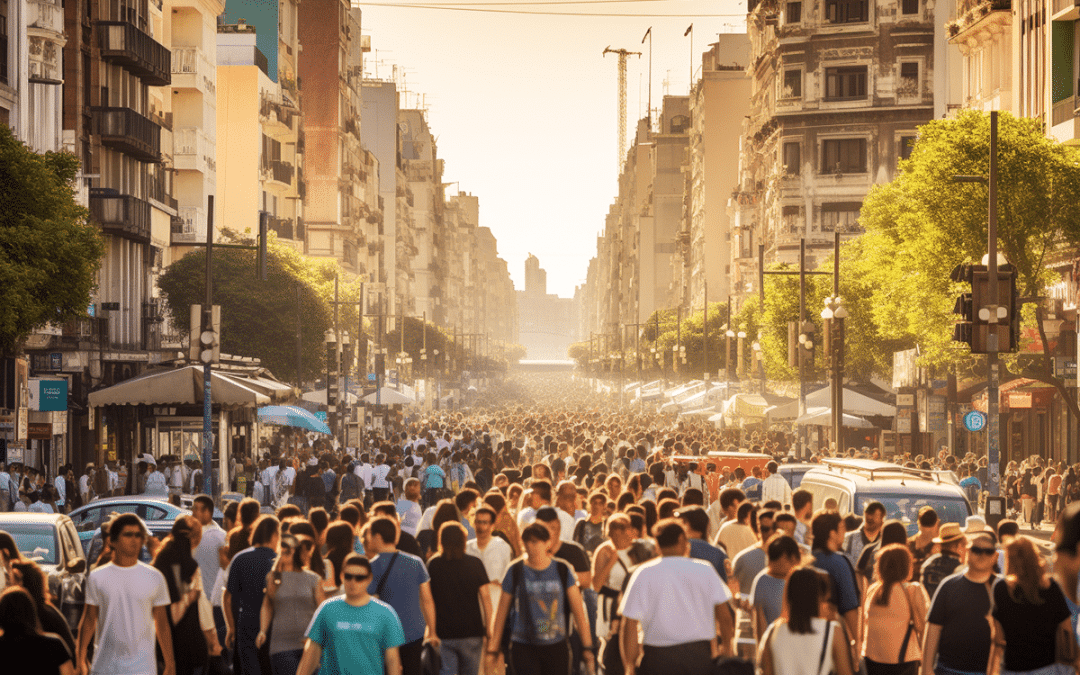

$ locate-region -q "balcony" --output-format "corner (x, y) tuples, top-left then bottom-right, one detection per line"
(269, 216), (296, 240)
(90, 189), (152, 244)
(97, 20), (170, 86)
(171, 206), (207, 244)
(28, 0), (64, 38)
(171, 46), (215, 95)
(147, 174), (177, 212)
(260, 96), (295, 131)
(27, 1), (64, 84)
(1052, 96), (1079, 127)
(173, 126), (215, 173)
(262, 160), (294, 188)
(93, 107), (162, 162)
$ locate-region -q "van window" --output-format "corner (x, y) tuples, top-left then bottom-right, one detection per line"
(856, 493), (970, 535)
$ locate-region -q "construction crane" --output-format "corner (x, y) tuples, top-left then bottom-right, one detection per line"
(603, 46), (641, 173)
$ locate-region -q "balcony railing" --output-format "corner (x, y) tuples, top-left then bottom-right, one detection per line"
(171, 206), (207, 244)
(90, 189), (152, 244)
(269, 216), (296, 240)
(147, 174), (177, 211)
(263, 160), (294, 186)
(173, 126), (214, 173)
(93, 107), (161, 162)
(171, 46), (214, 94)
(97, 20), (171, 85)
(1052, 95), (1079, 127)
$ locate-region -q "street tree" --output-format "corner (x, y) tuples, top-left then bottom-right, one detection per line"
(0, 125), (104, 354)
(854, 110), (1080, 410)
(157, 232), (351, 383)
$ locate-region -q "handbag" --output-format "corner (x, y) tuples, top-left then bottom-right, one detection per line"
(894, 584), (920, 675)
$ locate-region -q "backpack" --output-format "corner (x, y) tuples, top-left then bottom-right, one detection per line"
(92, 468), (109, 496)
(340, 472), (363, 502)
(506, 558), (571, 646)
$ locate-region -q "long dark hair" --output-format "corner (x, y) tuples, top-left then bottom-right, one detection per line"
(0, 585), (42, 636)
(152, 516), (200, 602)
(786, 567), (829, 634)
(288, 520), (327, 579)
(324, 521), (355, 586)
(874, 544), (913, 606)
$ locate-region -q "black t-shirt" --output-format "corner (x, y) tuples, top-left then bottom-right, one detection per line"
(40, 602), (76, 657)
(554, 541), (590, 574)
(0, 632), (71, 675)
(573, 519), (605, 557)
(397, 530), (423, 559)
(427, 554), (490, 639)
(927, 574), (997, 671)
(992, 577), (1071, 671)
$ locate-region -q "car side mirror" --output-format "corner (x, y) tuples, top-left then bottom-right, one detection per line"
(66, 559), (86, 574)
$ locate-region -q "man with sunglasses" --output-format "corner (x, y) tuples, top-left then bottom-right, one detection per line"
(921, 530), (1001, 675)
(297, 553), (405, 675)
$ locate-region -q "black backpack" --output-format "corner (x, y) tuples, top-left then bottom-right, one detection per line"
(340, 471), (362, 501)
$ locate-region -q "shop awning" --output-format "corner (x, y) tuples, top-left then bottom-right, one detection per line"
(767, 386), (895, 420)
(222, 373), (295, 402)
(972, 378), (1057, 413)
(88, 365), (271, 407)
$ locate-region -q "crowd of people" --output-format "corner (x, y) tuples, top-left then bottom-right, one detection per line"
(3, 372), (1080, 675)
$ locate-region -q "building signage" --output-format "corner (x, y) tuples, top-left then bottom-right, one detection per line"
(29, 379), (68, 412)
(963, 411), (986, 432)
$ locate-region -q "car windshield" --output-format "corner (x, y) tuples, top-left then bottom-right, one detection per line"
(856, 494), (971, 536)
(2, 523), (59, 565)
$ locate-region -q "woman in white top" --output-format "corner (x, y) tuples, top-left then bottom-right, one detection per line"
(759, 567), (854, 675)
(591, 513), (636, 642)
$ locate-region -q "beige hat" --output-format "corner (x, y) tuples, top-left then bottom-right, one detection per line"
(965, 515), (988, 533)
(933, 522), (966, 544)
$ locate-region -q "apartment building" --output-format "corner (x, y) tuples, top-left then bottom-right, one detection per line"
(399, 108), (443, 321)
(728, 0), (946, 308)
(1, 0), (65, 151)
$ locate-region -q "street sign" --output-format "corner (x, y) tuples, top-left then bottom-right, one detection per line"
(314, 411), (327, 421)
(963, 410), (987, 432)
(367, 373), (376, 381)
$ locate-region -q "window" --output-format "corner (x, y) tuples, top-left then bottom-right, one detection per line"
(821, 202), (862, 232)
(902, 0), (919, 14)
(786, 1), (802, 23)
(899, 135), (916, 161)
(821, 138), (867, 173)
(669, 115), (689, 134)
(782, 205), (803, 234)
(898, 62), (919, 98)
(826, 0), (868, 23)
(783, 142), (801, 175)
(783, 69), (802, 98)
(825, 66), (868, 100)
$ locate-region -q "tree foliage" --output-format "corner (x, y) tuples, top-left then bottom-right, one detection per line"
(0, 125), (104, 354)
(158, 232), (352, 383)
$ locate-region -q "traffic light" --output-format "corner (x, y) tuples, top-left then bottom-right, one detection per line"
(952, 292), (973, 346)
(788, 321), (798, 369)
(799, 321), (816, 373)
(950, 262), (1018, 353)
(189, 304), (221, 364)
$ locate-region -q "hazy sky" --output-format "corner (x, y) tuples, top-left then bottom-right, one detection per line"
(359, 0), (747, 299)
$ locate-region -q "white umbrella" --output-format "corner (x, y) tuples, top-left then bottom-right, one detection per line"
(795, 406), (876, 428)
(139, 453), (156, 466)
(302, 388), (360, 405)
(363, 387), (414, 405)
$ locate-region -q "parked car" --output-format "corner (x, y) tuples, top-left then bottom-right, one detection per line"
(799, 459), (972, 535)
(777, 463), (818, 489)
(0, 513), (86, 630)
(68, 496), (190, 554)
(85, 521), (177, 569)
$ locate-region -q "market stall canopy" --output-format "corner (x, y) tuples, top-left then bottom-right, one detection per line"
(88, 365), (270, 407)
(363, 387), (414, 405)
(257, 405), (332, 435)
(223, 374), (295, 402)
(767, 386), (894, 421)
(795, 406), (877, 428)
(301, 388), (360, 405)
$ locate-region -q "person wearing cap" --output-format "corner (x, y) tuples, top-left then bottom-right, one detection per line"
(919, 523), (967, 599)
(921, 529), (1000, 675)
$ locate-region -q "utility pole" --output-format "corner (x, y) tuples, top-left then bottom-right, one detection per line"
(602, 46), (642, 173)
(201, 195), (214, 498)
(987, 111), (1001, 497)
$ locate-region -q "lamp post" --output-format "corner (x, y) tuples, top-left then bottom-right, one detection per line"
(324, 329), (337, 438)
(751, 337), (765, 394)
(724, 326), (735, 389)
(341, 331), (351, 445)
(821, 296), (848, 454)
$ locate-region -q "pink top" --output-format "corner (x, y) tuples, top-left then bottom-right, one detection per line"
(862, 582), (928, 664)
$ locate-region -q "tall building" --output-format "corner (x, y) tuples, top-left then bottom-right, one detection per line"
(2, 0), (66, 151)
(729, 0), (946, 307)
(686, 36), (752, 308)
(298, 0), (368, 273)
(399, 108), (443, 320)
(518, 255), (575, 360)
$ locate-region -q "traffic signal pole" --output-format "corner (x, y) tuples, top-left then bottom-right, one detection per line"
(202, 195), (214, 498)
(987, 111), (1001, 498)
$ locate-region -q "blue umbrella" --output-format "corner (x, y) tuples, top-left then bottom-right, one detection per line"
(257, 405), (332, 435)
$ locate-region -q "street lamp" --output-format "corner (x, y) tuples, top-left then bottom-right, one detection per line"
(724, 326), (735, 387)
(821, 295), (849, 455)
(751, 337), (765, 394)
(324, 329), (337, 437)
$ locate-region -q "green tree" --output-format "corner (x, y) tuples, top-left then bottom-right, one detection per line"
(0, 125), (104, 354)
(157, 232), (355, 383)
(852, 110), (1080, 410)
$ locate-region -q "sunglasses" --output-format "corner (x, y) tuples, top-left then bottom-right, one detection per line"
(970, 545), (997, 556)
(342, 572), (370, 582)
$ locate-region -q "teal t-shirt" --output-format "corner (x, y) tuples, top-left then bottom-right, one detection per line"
(305, 597), (406, 675)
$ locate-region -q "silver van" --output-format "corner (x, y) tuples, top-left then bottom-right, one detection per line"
(800, 459), (973, 535)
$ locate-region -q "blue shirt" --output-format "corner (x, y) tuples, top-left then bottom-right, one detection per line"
(305, 597), (406, 675)
(226, 547), (277, 633)
(423, 466), (446, 490)
(812, 549), (861, 615)
(689, 537), (728, 582)
(367, 551), (430, 643)
(740, 477), (763, 501)
(500, 560), (578, 645)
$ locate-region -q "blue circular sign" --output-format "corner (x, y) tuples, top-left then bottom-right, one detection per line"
(963, 411), (986, 432)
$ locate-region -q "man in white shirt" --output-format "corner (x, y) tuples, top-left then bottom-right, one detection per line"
(371, 455), (393, 502)
(77, 513), (175, 675)
(0, 462), (10, 512)
(465, 505), (512, 608)
(395, 478), (423, 536)
(260, 460), (279, 507)
(554, 480), (580, 542)
(619, 519), (734, 675)
(79, 464), (93, 505)
(516, 479), (553, 529)
(760, 461), (792, 504)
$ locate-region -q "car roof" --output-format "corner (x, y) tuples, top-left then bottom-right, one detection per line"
(77, 495), (171, 506)
(778, 463), (818, 471)
(0, 513), (70, 524)
(803, 459), (965, 497)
